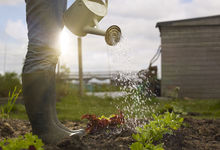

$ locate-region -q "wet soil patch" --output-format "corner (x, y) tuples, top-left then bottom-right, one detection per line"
(0, 118), (220, 150)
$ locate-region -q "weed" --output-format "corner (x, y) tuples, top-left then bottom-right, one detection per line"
(0, 87), (22, 119)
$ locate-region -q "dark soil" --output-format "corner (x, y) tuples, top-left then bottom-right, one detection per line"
(0, 118), (220, 150)
(163, 118), (220, 150)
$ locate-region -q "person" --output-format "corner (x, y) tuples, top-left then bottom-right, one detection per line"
(22, 0), (84, 144)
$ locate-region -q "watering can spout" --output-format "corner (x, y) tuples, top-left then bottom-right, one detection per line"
(83, 25), (121, 46)
(83, 26), (106, 36)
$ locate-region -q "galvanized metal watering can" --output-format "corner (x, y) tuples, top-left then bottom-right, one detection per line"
(63, 0), (121, 46)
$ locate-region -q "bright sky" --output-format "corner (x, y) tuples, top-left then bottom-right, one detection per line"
(0, 0), (220, 76)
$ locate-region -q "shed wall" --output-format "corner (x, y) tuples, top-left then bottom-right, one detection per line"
(161, 26), (220, 99)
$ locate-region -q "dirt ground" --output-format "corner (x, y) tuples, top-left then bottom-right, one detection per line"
(0, 118), (220, 150)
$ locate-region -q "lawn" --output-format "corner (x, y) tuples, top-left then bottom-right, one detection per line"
(56, 93), (118, 121)
(9, 93), (118, 121)
(156, 98), (220, 119)
(9, 94), (220, 121)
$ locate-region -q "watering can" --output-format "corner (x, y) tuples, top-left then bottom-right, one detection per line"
(63, 0), (121, 46)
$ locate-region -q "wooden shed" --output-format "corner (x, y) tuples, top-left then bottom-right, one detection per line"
(156, 15), (220, 99)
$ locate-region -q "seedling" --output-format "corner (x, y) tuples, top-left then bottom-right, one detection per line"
(130, 112), (184, 150)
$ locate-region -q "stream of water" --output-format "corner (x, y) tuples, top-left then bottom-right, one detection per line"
(107, 38), (158, 129)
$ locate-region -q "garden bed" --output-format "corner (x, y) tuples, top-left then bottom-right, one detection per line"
(0, 117), (220, 150)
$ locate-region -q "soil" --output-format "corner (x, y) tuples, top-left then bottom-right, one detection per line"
(163, 118), (220, 150)
(0, 118), (220, 150)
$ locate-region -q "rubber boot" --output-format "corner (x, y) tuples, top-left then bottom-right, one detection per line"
(52, 77), (85, 134)
(51, 101), (85, 134)
(22, 71), (80, 144)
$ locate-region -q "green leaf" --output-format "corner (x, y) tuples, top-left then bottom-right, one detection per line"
(0, 133), (44, 150)
(130, 142), (144, 150)
(179, 118), (184, 123)
(131, 112), (183, 150)
(132, 133), (142, 142)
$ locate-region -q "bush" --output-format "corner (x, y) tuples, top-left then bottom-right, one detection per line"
(56, 81), (76, 99)
(0, 72), (21, 97)
(86, 84), (120, 92)
(56, 64), (73, 99)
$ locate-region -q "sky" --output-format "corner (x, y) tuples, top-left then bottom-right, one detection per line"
(0, 0), (220, 77)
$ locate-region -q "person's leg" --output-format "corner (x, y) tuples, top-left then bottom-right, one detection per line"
(23, 0), (83, 144)
(22, 68), (71, 144)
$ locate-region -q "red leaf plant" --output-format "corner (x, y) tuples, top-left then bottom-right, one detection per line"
(81, 111), (124, 133)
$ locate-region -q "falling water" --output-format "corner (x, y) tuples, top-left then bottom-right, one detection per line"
(107, 38), (158, 129)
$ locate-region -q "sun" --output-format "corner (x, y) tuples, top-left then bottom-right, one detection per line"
(59, 28), (71, 57)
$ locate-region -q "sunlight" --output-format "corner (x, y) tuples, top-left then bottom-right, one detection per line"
(59, 28), (71, 57)
(58, 28), (78, 69)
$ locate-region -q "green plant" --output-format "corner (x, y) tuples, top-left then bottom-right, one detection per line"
(85, 84), (120, 92)
(130, 112), (184, 150)
(158, 102), (187, 116)
(168, 86), (180, 100)
(0, 87), (22, 119)
(0, 133), (44, 150)
(81, 111), (124, 133)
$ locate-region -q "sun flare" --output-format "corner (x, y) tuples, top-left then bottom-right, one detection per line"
(59, 28), (71, 57)
(58, 28), (78, 67)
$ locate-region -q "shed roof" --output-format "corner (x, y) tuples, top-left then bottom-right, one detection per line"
(156, 15), (220, 28)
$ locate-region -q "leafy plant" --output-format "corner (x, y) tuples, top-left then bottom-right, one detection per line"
(130, 112), (184, 150)
(81, 111), (124, 133)
(0, 133), (44, 150)
(158, 102), (187, 116)
(0, 87), (22, 119)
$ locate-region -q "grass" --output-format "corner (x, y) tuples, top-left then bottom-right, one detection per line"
(9, 93), (119, 121)
(10, 104), (28, 120)
(155, 99), (220, 119)
(7, 92), (220, 121)
(56, 93), (118, 121)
